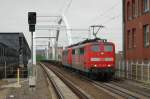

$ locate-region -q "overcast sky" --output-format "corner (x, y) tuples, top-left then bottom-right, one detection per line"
(0, 0), (122, 52)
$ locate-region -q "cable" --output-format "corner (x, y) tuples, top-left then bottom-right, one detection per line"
(102, 14), (121, 25)
(98, 2), (120, 17)
(90, 2), (120, 23)
(62, 0), (73, 14)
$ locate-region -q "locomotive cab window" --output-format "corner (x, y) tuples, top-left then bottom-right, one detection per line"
(104, 45), (113, 52)
(75, 49), (78, 55)
(72, 49), (75, 55)
(63, 50), (68, 55)
(66, 51), (68, 55)
(91, 45), (100, 52)
(79, 48), (84, 55)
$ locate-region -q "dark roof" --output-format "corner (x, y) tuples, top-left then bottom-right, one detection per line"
(0, 33), (30, 53)
(0, 42), (8, 47)
(67, 38), (107, 48)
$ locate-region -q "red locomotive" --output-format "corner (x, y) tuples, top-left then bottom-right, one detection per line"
(62, 38), (115, 79)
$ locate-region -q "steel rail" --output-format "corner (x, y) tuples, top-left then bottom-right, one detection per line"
(43, 63), (90, 99)
(110, 81), (150, 98)
(40, 63), (65, 99)
(92, 81), (138, 99)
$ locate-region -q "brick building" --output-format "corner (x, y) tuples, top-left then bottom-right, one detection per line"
(124, 0), (150, 62)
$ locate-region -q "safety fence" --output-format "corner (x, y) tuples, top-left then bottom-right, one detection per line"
(115, 61), (150, 83)
(0, 66), (28, 78)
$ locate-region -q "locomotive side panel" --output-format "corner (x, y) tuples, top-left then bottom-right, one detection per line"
(62, 48), (72, 67)
(62, 38), (116, 79)
(71, 44), (89, 72)
(68, 48), (72, 65)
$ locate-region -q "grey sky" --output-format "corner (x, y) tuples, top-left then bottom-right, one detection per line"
(0, 0), (122, 52)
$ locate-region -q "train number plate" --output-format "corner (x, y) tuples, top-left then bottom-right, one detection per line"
(91, 58), (100, 61)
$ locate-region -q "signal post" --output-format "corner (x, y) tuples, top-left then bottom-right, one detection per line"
(28, 12), (36, 88)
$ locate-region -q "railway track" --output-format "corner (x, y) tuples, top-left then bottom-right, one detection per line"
(92, 81), (139, 99)
(40, 63), (90, 99)
(41, 62), (150, 99)
(84, 73), (150, 99)
(109, 81), (150, 98)
(79, 75), (146, 99)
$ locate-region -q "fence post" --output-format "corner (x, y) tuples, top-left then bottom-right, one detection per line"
(136, 61), (138, 80)
(122, 61), (124, 78)
(119, 61), (121, 78)
(4, 61), (7, 79)
(126, 61), (128, 79)
(131, 61), (133, 80)
(141, 61), (144, 81)
(17, 68), (20, 85)
(148, 62), (150, 82)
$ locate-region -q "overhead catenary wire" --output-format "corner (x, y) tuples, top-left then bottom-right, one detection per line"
(98, 2), (120, 17)
(63, 0), (73, 14)
(102, 14), (121, 25)
(90, 2), (120, 24)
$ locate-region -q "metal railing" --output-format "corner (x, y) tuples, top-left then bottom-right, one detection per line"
(0, 66), (28, 78)
(115, 60), (150, 83)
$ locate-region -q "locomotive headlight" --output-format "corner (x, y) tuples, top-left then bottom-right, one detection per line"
(94, 64), (97, 67)
(100, 52), (104, 55)
(105, 58), (113, 61)
(108, 64), (111, 67)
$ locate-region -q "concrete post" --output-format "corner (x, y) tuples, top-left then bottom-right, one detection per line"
(33, 33), (36, 65)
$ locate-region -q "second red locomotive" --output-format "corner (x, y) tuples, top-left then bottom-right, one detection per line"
(62, 38), (115, 79)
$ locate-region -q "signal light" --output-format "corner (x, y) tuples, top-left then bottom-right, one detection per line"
(28, 12), (36, 32)
(28, 12), (36, 25)
(29, 25), (35, 32)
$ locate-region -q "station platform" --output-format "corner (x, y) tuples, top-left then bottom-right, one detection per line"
(0, 65), (52, 99)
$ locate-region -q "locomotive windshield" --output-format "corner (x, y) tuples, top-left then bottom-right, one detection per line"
(91, 45), (101, 52)
(91, 44), (113, 52)
(104, 45), (113, 52)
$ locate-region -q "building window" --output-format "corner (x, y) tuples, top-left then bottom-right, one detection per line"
(132, 0), (136, 18)
(143, 0), (150, 12)
(132, 28), (136, 48)
(127, 30), (131, 49)
(135, 0), (139, 16)
(127, 2), (132, 20)
(143, 25), (150, 47)
(139, 0), (142, 15)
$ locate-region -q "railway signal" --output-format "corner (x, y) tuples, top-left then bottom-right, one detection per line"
(28, 12), (36, 32)
(28, 12), (37, 88)
(28, 12), (36, 24)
